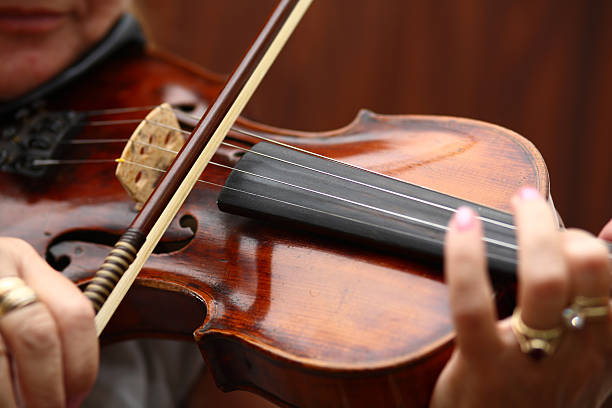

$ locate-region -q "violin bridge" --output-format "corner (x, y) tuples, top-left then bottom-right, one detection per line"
(115, 103), (185, 209)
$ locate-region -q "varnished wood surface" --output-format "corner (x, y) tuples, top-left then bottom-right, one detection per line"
(134, 0), (612, 234)
(0, 47), (547, 406)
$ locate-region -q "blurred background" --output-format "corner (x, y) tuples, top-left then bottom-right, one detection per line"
(132, 0), (611, 234)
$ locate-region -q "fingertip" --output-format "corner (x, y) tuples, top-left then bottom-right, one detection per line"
(448, 207), (483, 239)
(518, 186), (541, 201)
(446, 207), (484, 259)
(511, 186), (542, 209)
(452, 206), (477, 232)
(599, 218), (612, 242)
(446, 207), (480, 273)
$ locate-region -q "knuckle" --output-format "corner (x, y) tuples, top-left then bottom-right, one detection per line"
(0, 237), (33, 254)
(515, 199), (556, 226)
(57, 296), (95, 331)
(446, 248), (485, 277)
(452, 299), (490, 328)
(450, 250), (481, 267)
(450, 276), (484, 300)
(525, 266), (568, 298)
(526, 229), (559, 253)
(0, 237), (34, 264)
(565, 237), (611, 273)
(13, 305), (60, 353)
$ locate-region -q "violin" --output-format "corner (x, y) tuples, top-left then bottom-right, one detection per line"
(0, 10), (561, 408)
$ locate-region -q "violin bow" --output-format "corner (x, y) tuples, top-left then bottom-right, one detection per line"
(83, 0), (313, 335)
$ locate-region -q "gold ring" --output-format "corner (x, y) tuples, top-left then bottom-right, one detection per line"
(574, 296), (609, 307)
(511, 308), (563, 360)
(0, 277), (38, 319)
(562, 296), (609, 330)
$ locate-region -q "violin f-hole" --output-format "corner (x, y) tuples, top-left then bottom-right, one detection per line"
(46, 213), (198, 272)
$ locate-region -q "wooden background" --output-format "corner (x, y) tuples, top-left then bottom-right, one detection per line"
(133, 0), (611, 234)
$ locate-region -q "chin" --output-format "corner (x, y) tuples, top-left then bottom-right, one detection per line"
(0, 34), (82, 100)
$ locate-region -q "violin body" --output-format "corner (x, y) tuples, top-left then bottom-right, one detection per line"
(0, 46), (549, 407)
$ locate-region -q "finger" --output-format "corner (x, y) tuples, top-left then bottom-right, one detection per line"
(0, 336), (17, 408)
(562, 230), (611, 299)
(513, 187), (569, 329)
(6, 239), (98, 406)
(599, 219), (612, 242)
(0, 303), (65, 407)
(444, 206), (499, 361)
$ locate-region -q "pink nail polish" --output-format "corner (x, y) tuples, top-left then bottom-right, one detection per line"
(454, 207), (475, 231)
(519, 186), (540, 200)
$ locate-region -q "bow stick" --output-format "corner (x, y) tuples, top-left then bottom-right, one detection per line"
(83, 0), (313, 335)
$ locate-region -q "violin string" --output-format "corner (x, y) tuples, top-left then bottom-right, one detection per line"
(36, 154), (612, 262)
(32, 151), (516, 251)
(157, 107), (517, 231)
(120, 160), (463, 250)
(87, 119), (144, 127)
(50, 106), (612, 261)
(117, 158), (517, 251)
(128, 123), (515, 231)
(74, 115), (516, 231)
(83, 106), (160, 116)
(211, 164), (514, 251)
(219, 140), (516, 230)
(68, 138), (129, 144)
(56, 145), (476, 240)
(33, 159), (118, 165)
(73, 105), (516, 232)
(158, 108), (517, 224)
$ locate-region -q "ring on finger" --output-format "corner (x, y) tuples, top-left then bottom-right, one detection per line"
(511, 308), (563, 360)
(0, 277), (38, 319)
(562, 296), (609, 330)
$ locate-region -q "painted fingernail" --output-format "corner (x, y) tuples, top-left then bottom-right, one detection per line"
(519, 186), (540, 200)
(454, 206), (475, 231)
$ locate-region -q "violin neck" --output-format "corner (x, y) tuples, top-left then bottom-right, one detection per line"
(218, 141), (520, 280)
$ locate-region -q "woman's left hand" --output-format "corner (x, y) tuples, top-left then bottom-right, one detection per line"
(430, 188), (612, 408)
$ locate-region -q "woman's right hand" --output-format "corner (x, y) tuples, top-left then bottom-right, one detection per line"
(0, 237), (98, 407)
